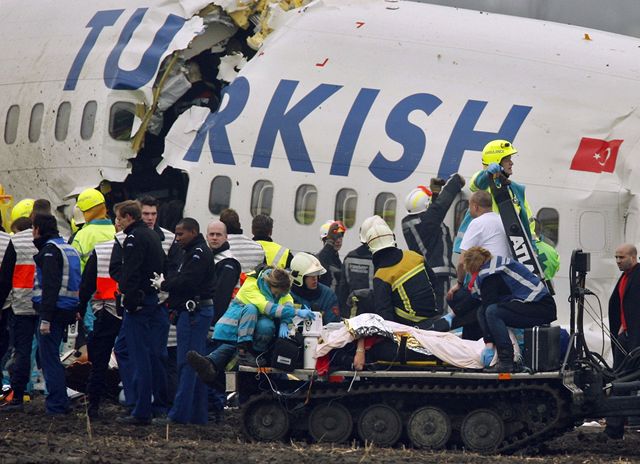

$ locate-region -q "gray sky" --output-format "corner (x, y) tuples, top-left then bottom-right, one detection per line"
(413, 0), (640, 38)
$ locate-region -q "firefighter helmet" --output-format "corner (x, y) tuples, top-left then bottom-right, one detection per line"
(359, 215), (387, 243)
(481, 139), (518, 166)
(366, 223), (396, 254)
(290, 252), (326, 286)
(319, 220), (345, 241)
(404, 186), (432, 215)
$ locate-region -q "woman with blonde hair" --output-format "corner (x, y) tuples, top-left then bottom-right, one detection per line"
(462, 246), (556, 372)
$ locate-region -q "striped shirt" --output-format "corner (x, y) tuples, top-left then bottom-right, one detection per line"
(227, 234), (265, 273)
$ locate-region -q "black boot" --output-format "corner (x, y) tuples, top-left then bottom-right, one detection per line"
(486, 345), (514, 373)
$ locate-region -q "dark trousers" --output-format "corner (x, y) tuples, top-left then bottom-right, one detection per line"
(38, 317), (70, 414)
(9, 313), (38, 399)
(606, 333), (634, 437)
(124, 304), (169, 420)
(0, 308), (12, 367)
(480, 302), (554, 348)
(169, 306), (213, 424)
(166, 346), (177, 406)
(434, 274), (451, 313)
(86, 309), (122, 408)
(114, 315), (136, 408)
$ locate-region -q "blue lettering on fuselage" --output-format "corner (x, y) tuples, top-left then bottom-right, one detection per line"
(183, 77), (532, 183)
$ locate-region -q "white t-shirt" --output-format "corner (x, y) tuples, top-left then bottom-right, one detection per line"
(459, 212), (512, 258)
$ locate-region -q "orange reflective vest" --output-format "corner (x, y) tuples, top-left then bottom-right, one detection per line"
(10, 229), (37, 316)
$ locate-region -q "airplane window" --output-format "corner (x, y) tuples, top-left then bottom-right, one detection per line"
(453, 199), (469, 235)
(374, 192), (397, 229)
(294, 184), (317, 225)
(208, 176), (231, 215)
(81, 101), (97, 140)
(335, 188), (357, 229)
(55, 102), (71, 142)
(109, 102), (136, 141)
(251, 180), (273, 217)
(579, 211), (605, 251)
(4, 105), (20, 145)
(28, 103), (44, 143)
(535, 207), (559, 246)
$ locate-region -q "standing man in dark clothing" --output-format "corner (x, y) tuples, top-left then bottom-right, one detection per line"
(152, 218), (214, 424)
(79, 220), (123, 419)
(336, 216), (386, 318)
(206, 221), (241, 324)
(317, 221), (345, 291)
(111, 200), (167, 425)
(252, 214), (292, 269)
(604, 243), (640, 440)
(32, 214), (82, 415)
(402, 174), (465, 313)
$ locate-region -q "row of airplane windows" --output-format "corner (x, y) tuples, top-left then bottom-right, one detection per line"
(2, 101), (135, 144)
(208, 174), (561, 246)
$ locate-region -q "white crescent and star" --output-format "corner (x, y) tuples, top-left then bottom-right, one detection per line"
(593, 147), (611, 166)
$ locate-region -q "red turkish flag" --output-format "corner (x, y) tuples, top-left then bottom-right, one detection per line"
(570, 137), (623, 173)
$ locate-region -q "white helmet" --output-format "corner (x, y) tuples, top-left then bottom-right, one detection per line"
(290, 252), (326, 286)
(359, 215), (387, 243)
(404, 186), (432, 214)
(365, 223), (396, 254)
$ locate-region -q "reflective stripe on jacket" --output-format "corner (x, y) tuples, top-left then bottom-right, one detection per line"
(33, 238), (81, 310)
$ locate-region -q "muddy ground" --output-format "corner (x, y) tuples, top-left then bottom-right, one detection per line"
(1, 397), (639, 464)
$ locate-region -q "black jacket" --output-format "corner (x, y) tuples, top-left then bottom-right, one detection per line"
(79, 252), (98, 312)
(336, 244), (374, 315)
(0, 242), (16, 308)
(316, 243), (342, 290)
(609, 264), (640, 366)
(401, 174), (464, 275)
(161, 234), (214, 310)
(33, 234), (75, 323)
(112, 220), (164, 308)
(211, 242), (241, 323)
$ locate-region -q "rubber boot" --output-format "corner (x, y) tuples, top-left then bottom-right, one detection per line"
(485, 345), (514, 373)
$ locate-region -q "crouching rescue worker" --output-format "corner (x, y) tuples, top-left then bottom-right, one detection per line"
(32, 214), (82, 415)
(463, 246), (556, 373)
(290, 252), (340, 324)
(366, 223), (439, 328)
(186, 267), (315, 385)
(151, 218), (214, 425)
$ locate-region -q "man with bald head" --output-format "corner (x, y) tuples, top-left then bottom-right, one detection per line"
(605, 243), (640, 439)
(207, 221), (241, 325)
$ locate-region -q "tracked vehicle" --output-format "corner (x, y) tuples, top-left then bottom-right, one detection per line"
(229, 251), (640, 452)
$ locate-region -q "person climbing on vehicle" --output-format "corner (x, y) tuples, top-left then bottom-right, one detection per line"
(462, 246), (556, 373)
(185, 267), (315, 385)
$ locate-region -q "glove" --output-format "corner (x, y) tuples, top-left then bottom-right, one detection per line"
(481, 346), (495, 367)
(297, 307), (316, 320)
(325, 222), (345, 246)
(443, 313), (454, 325)
(429, 177), (446, 194)
(150, 272), (165, 291)
(278, 322), (290, 339)
(487, 162), (502, 175)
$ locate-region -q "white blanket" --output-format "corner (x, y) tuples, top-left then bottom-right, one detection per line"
(316, 313), (521, 369)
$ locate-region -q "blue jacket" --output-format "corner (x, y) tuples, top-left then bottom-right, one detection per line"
(472, 256), (548, 303)
(291, 283), (340, 324)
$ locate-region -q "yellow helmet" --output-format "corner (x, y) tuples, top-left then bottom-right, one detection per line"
(76, 188), (105, 212)
(11, 199), (35, 223)
(482, 140), (518, 166)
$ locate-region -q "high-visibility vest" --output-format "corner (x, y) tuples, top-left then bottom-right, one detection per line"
(94, 240), (118, 302)
(32, 238), (81, 311)
(257, 240), (289, 269)
(72, 219), (116, 270)
(10, 229), (37, 315)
